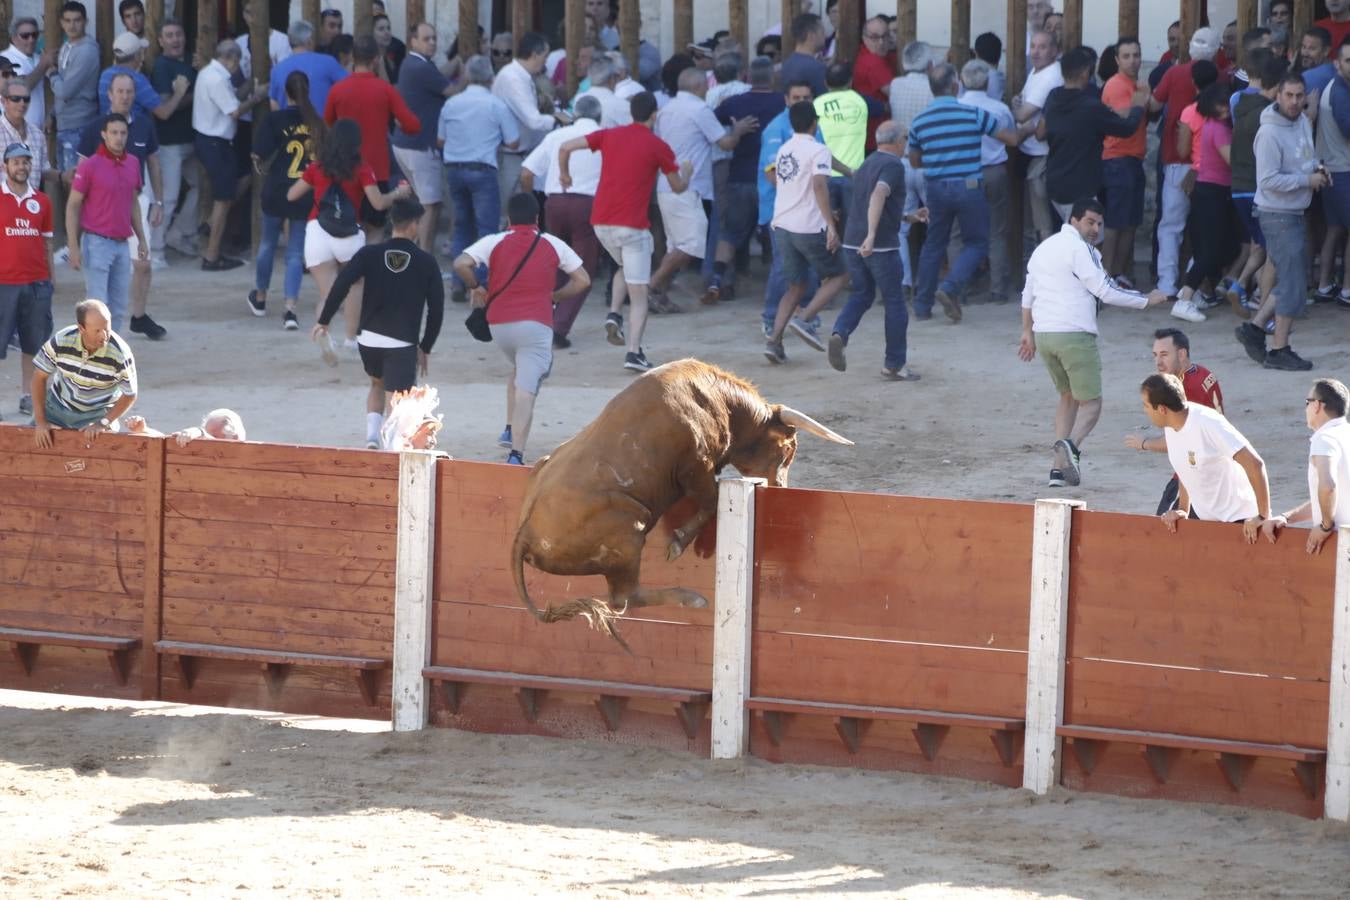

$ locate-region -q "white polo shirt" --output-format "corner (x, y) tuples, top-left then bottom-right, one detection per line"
(192, 59), (240, 140)
(522, 119), (601, 196)
(1165, 405), (1259, 523)
(1308, 417), (1350, 526)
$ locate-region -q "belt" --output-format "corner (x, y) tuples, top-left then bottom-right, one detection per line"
(546, 192), (594, 201)
(85, 230), (129, 241)
(931, 176), (982, 188)
(445, 161), (496, 170)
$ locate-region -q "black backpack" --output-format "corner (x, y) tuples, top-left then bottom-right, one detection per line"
(317, 180), (360, 238)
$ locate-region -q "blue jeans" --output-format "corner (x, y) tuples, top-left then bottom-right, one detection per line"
(761, 229), (820, 332)
(256, 214), (307, 300)
(81, 232), (130, 334)
(834, 249), (908, 370)
(1257, 209), (1308, 318)
(447, 163), (500, 289)
(915, 178), (990, 316)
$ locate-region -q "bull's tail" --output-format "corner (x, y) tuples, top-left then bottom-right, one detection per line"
(511, 530), (633, 654)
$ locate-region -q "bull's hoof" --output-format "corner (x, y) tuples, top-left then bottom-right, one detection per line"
(678, 591), (708, 609)
(666, 538), (686, 562)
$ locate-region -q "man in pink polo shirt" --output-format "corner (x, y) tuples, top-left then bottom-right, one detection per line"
(66, 112), (148, 334)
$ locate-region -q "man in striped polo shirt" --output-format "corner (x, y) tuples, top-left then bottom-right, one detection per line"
(907, 62), (1026, 322)
(31, 299), (137, 448)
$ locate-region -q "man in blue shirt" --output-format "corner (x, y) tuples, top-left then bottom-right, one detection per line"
(268, 21), (348, 113)
(779, 14), (827, 97)
(98, 31), (188, 121)
(1299, 26), (1336, 96)
(437, 55), (520, 302)
(907, 62), (1022, 322)
(392, 22), (455, 252)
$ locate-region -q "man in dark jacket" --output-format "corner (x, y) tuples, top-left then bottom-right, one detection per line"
(1040, 46), (1146, 223)
(313, 197), (445, 448)
(1227, 51), (1284, 317)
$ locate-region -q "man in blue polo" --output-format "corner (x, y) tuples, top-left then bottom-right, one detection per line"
(907, 62), (1025, 323)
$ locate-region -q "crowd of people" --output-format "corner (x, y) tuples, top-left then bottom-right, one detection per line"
(4, 2), (1350, 537)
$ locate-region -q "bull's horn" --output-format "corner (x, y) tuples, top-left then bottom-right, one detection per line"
(779, 407), (854, 445)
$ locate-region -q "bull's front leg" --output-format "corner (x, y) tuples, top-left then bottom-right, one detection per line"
(666, 474), (719, 562)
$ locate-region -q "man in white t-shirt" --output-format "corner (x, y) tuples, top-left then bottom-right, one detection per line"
(1263, 378), (1350, 554)
(765, 100), (850, 365)
(1011, 30), (1062, 243)
(1140, 372), (1271, 541)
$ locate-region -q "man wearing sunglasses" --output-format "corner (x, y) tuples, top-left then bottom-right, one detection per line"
(0, 18), (56, 132)
(0, 84), (52, 187)
(1263, 379), (1350, 554)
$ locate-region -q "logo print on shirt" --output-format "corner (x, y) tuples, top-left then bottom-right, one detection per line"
(778, 152), (801, 182)
(384, 249), (411, 273)
(1188, 451), (1196, 467)
(24, 199), (39, 214)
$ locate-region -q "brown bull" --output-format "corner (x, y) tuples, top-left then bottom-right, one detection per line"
(511, 358), (851, 647)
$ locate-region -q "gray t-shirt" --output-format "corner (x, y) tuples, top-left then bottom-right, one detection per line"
(392, 52), (450, 152)
(843, 149), (906, 250)
(51, 36), (100, 132)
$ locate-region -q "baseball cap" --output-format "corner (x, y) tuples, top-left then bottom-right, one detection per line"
(113, 31), (149, 57)
(1189, 26), (1221, 61)
(687, 38), (718, 57)
(3, 142), (33, 161)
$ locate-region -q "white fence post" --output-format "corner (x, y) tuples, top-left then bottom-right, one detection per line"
(1325, 527), (1350, 820)
(711, 477), (761, 759)
(1023, 498), (1084, 794)
(391, 451), (440, 732)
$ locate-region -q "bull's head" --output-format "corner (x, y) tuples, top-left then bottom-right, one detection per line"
(729, 406), (853, 486)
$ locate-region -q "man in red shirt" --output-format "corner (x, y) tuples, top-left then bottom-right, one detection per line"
(1124, 328), (1226, 514)
(557, 91), (692, 373)
(0, 141), (54, 420)
(324, 35), (420, 235)
(1317, 0), (1350, 54)
(453, 192), (591, 464)
(852, 17), (893, 150)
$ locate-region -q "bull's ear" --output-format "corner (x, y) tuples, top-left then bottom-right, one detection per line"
(768, 404), (785, 425)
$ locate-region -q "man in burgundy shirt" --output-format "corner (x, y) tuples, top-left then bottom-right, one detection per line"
(1124, 328), (1227, 514)
(852, 16), (894, 151)
(324, 35), (420, 236)
(557, 91), (691, 373)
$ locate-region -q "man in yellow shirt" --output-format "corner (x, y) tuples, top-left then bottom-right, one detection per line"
(814, 61), (886, 235)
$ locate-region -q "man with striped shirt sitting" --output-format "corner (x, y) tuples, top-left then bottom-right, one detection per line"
(907, 62), (1026, 322)
(30, 298), (137, 448)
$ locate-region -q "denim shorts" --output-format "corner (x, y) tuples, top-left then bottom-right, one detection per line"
(0, 281), (54, 358)
(1232, 195), (1263, 247)
(1257, 208), (1308, 317)
(1101, 157), (1144, 229)
(717, 182), (759, 248)
(56, 126), (84, 172)
(194, 134), (238, 202)
(773, 227), (844, 285)
(1324, 173), (1350, 228)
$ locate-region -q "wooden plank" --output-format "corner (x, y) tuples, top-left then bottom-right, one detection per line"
(748, 696), (1024, 730)
(0, 532), (144, 568)
(0, 627), (138, 650)
(752, 631), (1027, 716)
(162, 546), (395, 587)
(2, 485), (144, 516)
(161, 596), (393, 641)
(1327, 526), (1350, 821)
(0, 424), (146, 458)
(0, 556), (144, 595)
(712, 478), (758, 760)
(163, 518), (394, 560)
(0, 505), (144, 542)
(157, 621), (390, 658)
(155, 639), (386, 668)
(1056, 724), (1325, 762)
(1065, 657), (1330, 749)
(161, 574), (394, 617)
(166, 440), (398, 477)
(424, 666), (710, 701)
(0, 451), (144, 481)
(141, 438), (164, 699)
(0, 592), (143, 633)
(392, 451), (438, 732)
(163, 491), (396, 534)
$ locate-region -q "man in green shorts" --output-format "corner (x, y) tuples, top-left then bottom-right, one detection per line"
(1018, 198), (1166, 487)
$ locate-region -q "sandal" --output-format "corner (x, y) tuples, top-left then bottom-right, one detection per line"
(880, 366), (921, 381)
(648, 292), (684, 315)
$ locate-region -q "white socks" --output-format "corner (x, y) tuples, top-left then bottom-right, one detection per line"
(366, 412), (384, 445)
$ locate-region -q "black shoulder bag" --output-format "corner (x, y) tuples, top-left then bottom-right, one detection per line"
(465, 231), (544, 342)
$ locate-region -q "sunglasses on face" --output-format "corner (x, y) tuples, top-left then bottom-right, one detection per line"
(492, 49), (511, 57)
(6, 95), (32, 104)
(17, 32), (38, 40)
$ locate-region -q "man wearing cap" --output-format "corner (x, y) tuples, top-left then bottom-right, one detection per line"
(0, 141), (55, 422)
(98, 31), (190, 122)
(31, 299), (137, 448)
(66, 113), (149, 336)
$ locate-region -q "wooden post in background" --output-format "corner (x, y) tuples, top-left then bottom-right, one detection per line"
(566, 0), (585, 97)
(782, 0), (797, 50)
(249, 0), (272, 256)
(1006, 0), (1027, 275)
(1062, 0), (1082, 50)
(512, 0), (530, 48)
(1179, 0), (1202, 62)
(44, 0), (62, 171)
(97, 0), (114, 69)
(730, 0), (748, 59)
(1294, 0), (1314, 43)
(949, 0), (970, 64)
(354, 0), (374, 36)
(1118, 0), (1139, 40)
(619, 0), (639, 80)
(144, 0), (164, 65)
(302, 0), (320, 26)
(459, 0), (479, 57)
(1237, 0), (1257, 48)
(196, 0), (219, 68)
(673, 0), (693, 55)
(836, 0), (860, 62)
(896, 0), (916, 50)
(406, 0), (426, 35)
(0, 0), (11, 52)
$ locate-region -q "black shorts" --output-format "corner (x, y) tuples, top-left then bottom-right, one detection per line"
(195, 135), (238, 202)
(359, 343), (417, 392)
(0, 281), (54, 359)
(361, 181), (391, 230)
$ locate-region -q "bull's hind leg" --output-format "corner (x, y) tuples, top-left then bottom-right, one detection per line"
(605, 568), (708, 611)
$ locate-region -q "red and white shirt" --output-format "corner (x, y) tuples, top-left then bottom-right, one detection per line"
(462, 225), (583, 328)
(0, 180), (52, 284)
(1182, 364), (1224, 413)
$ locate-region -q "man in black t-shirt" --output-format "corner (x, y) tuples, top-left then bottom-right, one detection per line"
(150, 18), (198, 259)
(827, 120), (915, 381)
(314, 198), (445, 448)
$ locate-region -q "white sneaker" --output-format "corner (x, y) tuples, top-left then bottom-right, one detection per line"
(53, 246), (70, 267)
(150, 254), (168, 271)
(1170, 298), (1207, 323)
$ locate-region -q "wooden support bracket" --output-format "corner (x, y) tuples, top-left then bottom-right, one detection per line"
(262, 662), (290, 699)
(1070, 737), (1103, 775)
(1143, 744), (1179, 784)
(1217, 752), (1256, 792)
(439, 680), (464, 714)
(1294, 760), (1323, 799)
(355, 669), (379, 706)
(912, 723), (950, 761)
(11, 641), (37, 675)
(595, 694), (626, 732)
(514, 686), (541, 722)
(674, 700), (706, 739)
(990, 729), (1024, 768)
(761, 710), (786, 746)
(175, 654), (196, 689)
(834, 716), (865, 754)
(106, 648), (131, 686)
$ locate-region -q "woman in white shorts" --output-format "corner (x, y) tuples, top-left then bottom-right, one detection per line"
(287, 119), (410, 345)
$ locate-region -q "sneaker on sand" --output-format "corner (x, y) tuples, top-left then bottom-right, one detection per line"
(246, 289), (266, 317)
(129, 314), (167, 341)
(762, 320), (774, 339)
(763, 339), (787, 364)
(787, 316), (826, 351)
(1263, 346), (1314, 371)
(18, 394), (32, 416)
(201, 256), (244, 271)
(283, 310), (299, 330)
(623, 349), (653, 372)
(318, 332), (339, 367)
(149, 254), (169, 272)
(343, 337), (359, 351)
(699, 282), (721, 305)
(1170, 298), (1207, 322)
(604, 312), (625, 346)
(497, 425), (513, 448)
(936, 288), (962, 322)
(506, 450), (525, 465)
(1224, 282), (1251, 319)
(1195, 292), (1222, 311)
(1048, 468), (1067, 488)
(1056, 438), (1082, 487)
(1315, 285), (1340, 303)
(1235, 323), (1267, 364)
(827, 333), (847, 371)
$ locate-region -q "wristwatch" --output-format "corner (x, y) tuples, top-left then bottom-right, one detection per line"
(1320, 521), (1335, 532)
(98, 417), (111, 429)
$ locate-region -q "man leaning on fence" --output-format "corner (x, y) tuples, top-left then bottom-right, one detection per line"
(1264, 378), (1350, 554)
(31, 299), (137, 449)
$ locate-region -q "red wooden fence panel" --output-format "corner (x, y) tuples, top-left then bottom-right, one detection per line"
(750, 487), (1034, 783)
(1064, 509), (1334, 816)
